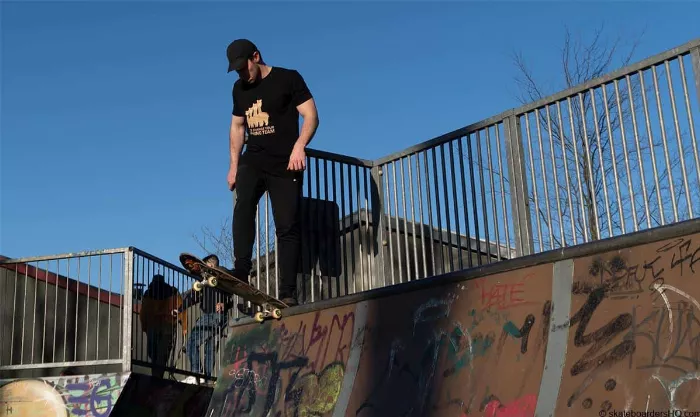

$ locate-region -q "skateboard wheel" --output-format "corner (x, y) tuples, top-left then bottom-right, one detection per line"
(208, 277), (218, 287)
(254, 312), (264, 323)
(193, 281), (203, 291)
(272, 309), (282, 319)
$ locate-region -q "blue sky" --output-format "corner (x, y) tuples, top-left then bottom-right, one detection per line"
(2, 1), (699, 269)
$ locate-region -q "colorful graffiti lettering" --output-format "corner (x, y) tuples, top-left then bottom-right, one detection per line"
(64, 375), (122, 416)
(208, 304), (361, 417)
(0, 373), (127, 417)
(204, 231), (700, 415)
(475, 274), (535, 310)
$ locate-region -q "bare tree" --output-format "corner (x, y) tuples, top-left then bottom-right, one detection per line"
(507, 24), (692, 251)
(192, 215), (275, 269)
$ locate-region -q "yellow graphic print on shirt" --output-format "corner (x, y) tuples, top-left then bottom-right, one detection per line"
(245, 99), (275, 136)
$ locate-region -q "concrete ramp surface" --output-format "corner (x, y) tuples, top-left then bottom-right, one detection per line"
(207, 220), (700, 417)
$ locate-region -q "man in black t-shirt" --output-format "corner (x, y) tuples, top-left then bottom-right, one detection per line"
(226, 38), (319, 307)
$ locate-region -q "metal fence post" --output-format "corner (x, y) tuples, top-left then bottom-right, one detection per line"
(121, 248), (134, 372)
(370, 165), (385, 289)
(692, 47), (700, 116)
(504, 113), (535, 257)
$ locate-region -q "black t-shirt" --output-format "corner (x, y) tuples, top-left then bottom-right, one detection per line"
(232, 67), (313, 168)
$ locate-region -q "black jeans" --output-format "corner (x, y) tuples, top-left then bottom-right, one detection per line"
(232, 159), (303, 299)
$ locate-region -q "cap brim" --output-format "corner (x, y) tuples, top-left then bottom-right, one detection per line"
(227, 57), (247, 73)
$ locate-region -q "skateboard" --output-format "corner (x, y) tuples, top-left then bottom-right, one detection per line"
(179, 252), (288, 323)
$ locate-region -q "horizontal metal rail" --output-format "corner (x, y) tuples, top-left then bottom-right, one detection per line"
(374, 38), (700, 165)
(307, 147), (374, 168)
(0, 359), (124, 371)
(515, 38), (700, 115)
(0, 247), (132, 264)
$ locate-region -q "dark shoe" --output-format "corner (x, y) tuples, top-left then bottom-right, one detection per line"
(226, 268), (251, 286)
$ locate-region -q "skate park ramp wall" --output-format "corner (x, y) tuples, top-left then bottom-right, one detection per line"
(0, 372), (212, 417)
(206, 218), (700, 417)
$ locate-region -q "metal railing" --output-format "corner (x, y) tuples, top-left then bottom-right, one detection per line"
(129, 248), (234, 381)
(0, 248), (238, 381)
(514, 39), (700, 253)
(375, 117), (519, 282)
(240, 150), (379, 305)
(243, 37), (700, 301)
(1, 37), (698, 380)
(0, 249), (133, 374)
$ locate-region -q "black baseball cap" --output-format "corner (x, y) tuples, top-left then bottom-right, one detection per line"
(202, 254), (220, 264)
(227, 39), (258, 72)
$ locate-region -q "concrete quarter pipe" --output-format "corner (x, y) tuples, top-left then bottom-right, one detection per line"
(206, 219), (700, 417)
(2, 220), (700, 416)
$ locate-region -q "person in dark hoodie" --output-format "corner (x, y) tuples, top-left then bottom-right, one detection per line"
(140, 273), (186, 379)
(177, 254), (234, 378)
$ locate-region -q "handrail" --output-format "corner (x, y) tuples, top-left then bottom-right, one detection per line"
(373, 111), (514, 166)
(0, 247), (132, 264)
(307, 148), (374, 167)
(512, 37), (700, 116)
(130, 247), (196, 278)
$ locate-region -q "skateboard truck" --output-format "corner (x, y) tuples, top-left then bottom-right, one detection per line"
(192, 271), (282, 322)
(192, 273), (218, 292)
(252, 304), (283, 322)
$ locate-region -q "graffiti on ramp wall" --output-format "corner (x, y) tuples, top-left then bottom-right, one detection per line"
(0, 373), (128, 417)
(207, 232), (700, 416)
(206, 303), (363, 416)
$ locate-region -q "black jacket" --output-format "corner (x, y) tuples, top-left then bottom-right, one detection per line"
(180, 285), (234, 315)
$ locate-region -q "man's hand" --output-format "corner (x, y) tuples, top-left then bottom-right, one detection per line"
(287, 97), (318, 171)
(227, 165), (237, 190)
(216, 302), (225, 313)
(288, 144), (306, 171)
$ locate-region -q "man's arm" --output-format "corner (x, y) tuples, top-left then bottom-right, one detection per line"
(228, 115), (246, 189)
(296, 98), (319, 148)
(230, 115), (246, 166)
(288, 98), (319, 171)
(287, 69), (319, 171)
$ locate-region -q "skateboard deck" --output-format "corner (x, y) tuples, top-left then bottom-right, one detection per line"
(179, 252), (288, 322)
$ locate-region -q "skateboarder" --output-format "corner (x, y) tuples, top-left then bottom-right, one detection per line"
(226, 38), (319, 307)
(177, 254), (233, 378)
